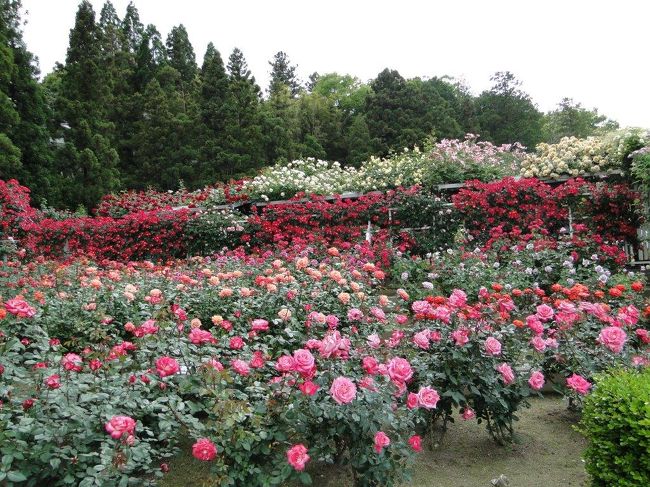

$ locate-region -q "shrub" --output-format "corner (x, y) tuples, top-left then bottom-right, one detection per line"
(578, 367), (650, 486)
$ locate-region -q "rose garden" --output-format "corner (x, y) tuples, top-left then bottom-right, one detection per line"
(1, 130), (649, 486)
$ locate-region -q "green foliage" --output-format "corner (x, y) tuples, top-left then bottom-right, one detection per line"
(542, 98), (618, 144)
(578, 368), (650, 486)
(475, 72), (543, 149)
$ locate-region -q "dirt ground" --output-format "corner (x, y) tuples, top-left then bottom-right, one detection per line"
(160, 395), (588, 487)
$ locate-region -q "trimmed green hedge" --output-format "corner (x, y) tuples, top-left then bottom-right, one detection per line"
(578, 367), (650, 486)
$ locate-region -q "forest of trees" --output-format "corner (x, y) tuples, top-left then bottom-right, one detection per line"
(1, 0), (619, 209)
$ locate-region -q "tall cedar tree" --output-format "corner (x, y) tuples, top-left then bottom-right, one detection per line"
(268, 51), (301, 97)
(223, 48), (264, 177)
(1, 0), (55, 205)
(54, 0), (119, 209)
(198, 42), (229, 184)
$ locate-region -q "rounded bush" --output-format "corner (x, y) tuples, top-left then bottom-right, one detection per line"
(579, 367), (650, 486)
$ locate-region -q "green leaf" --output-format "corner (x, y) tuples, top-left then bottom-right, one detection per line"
(7, 471), (27, 482)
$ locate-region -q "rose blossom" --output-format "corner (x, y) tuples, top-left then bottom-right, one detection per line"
(413, 330), (430, 350)
(496, 363), (515, 385)
(366, 333), (381, 349)
(451, 328), (470, 346)
(484, 337), (502, 356)
(231, 359), (250, 376)
(598, 326), (627, 353)
(292, 349), (315, 374)
(192, 438), (217, 461)
(330, 377), (357, 405)
(566, 373), (591, 395)
(105, 415), (136, 439)
(276, 355), (295, 372)
(408, 434), (422, 452)
(251, 319), (269, 332)
(299, 381), (319, 396)
(461, 407), (475, 420)
(45, 374), (61, 389)
(362, 356), (379, 375)
(407, 392), (419, 409)
(417, 386), (440, 409)
(61, 353), (83, 372)
(536, 304), (554, 322)
(528, 371), (545, 391)
(4, 298), (37, 318)
(387, 357), (413, 384)
(155, 356), (180, 377)
(287, 444), (310, 471)
(530, 335), (547, 353)
(373, 431), (390, 453)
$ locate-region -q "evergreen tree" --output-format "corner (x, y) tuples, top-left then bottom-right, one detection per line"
(346, 114), (372, 165)
(261, 83), (300, 162)
(365, 68), (431, 154)
(0, 0), (56, 205)
(120, 1), (144, 53)
(132, 66), (200, 190)
(166, 25), (197, 86)
(223, 48), (264, 176)
(197, 42), (229, 184)
(475, 71), (543, 149)
(268, 51), (301, 97)
(53, 0), (120, 208)
(132, 24), (166, 92)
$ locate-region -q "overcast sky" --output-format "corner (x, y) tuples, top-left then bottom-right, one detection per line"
(20, 0), (650, 128)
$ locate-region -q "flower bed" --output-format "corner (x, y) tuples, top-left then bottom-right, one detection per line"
(0, 241), (647, 485)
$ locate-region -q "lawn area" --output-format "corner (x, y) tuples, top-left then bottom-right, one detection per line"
(160, 395), (588, 487)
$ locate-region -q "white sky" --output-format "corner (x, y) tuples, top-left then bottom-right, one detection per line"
(21, 0), (650, 128)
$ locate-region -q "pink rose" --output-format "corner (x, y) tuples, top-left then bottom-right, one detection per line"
(417, 386), (440, 409)
(387, 357), (413, 384)
(287, 444), (310, 471)
(530, 335), (547, 353)
(536, 304), (554, 322)
(598, 326), (627, 353)
(373, 431), (390, 453)
(412, 300), (433, 314)
(448, 289), (467, 308)
(362, 356), (379, 375)
(528, 371), (545, 391)
(45, 374), (61, 389)
(229, 336), (245, 350)
(188, 328), (215, 345)
(192, 438), (217, 461)
(413, 330), (430, 350)
(250, 351), (265, 369)
(105, 415), (136, 439)
(395, 314), (408, 325)
(484, 337), (502, 356)
(61, 353), (83, 372)
(155, 356), (180, 377)
(4, 298), (37, 318)
(276, 355), (296, 372)
(451, 328), (470, 346)
(292, 349), (315, 374)
(496, 362), (515, 385)
(347, 308), (363, 321)
(407, 392), (419, 409)
(526, 315), (544, 335)
(299, 380), (319, 396)
(330, 377), (357, 405)
(231, 359), (250, 376)
(566, 373), (591, 395)
(408, 434), (422, 452)
(366, 334), (381, 349)
(251, 319), (269, 332)
(461, 407), (475, 420)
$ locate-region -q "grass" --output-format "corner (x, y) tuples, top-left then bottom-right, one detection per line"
(159, 395), (588, 486)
